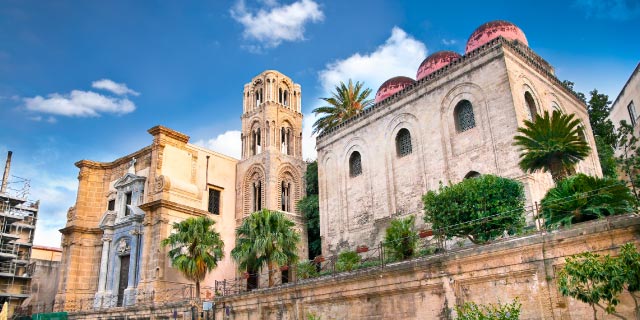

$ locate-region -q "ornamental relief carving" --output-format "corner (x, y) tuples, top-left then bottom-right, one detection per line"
(116, 238), (131, 255)
(66, 206), (76, 222)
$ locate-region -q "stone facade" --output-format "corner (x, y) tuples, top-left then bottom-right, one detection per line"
(316, 37), (602, 256)
(212, 215), (640, 320)
(56, 70), (308, 310)
(26, 246), (62, 309)
(609, 62), (640, 151)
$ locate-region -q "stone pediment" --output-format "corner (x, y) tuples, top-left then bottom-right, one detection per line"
(114, 173), (146, 189)
(99, 211), (116, 229)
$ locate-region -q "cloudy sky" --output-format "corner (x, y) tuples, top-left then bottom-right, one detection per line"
(0, 0), (638, 247)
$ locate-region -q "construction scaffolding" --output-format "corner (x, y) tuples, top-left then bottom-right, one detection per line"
(0, 151), (38, 318)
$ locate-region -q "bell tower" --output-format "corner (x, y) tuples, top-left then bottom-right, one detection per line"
(236, 70), (308, 257)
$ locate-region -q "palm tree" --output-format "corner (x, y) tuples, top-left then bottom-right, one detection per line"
(231, 209), (300, 287)
(513, 110), (591, 183)
(160, 216), (224, 301)
(312, 79), (374, 135)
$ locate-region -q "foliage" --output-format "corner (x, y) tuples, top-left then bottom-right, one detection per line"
(335, 251), (361, 272)
(296, 260), (319, 280)
(616, 121), (640, 198)
(306, 312), (321, 320)
(231, 209), (301, 287)
(562, 80), (586, 103)
(383, 215), (418, 261)
(455, 299), (521, 320)
(513, 110), (591, 183)
(312, 79), (374, 135)
(297, 160), (321, 259)
(540, 174), (635, 228)
(160, 216), (224, 300)
(557, 243), (640, 319)
(596, 136), (619, 178)
(587, 89), (617, 148)
(423, 175), (526, 244)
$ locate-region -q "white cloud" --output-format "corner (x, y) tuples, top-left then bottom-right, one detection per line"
(231, 0), (324, 49)
(92, 79), (140, 96)
(442, 38), (457, 45)
(318, 27), (427, 93)
(575, 0), (640, 20)
(24, 89), (136, 117)
(193, 130), (242, 159)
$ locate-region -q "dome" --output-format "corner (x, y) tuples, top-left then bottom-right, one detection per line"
(374, 76), (415, 103)
(465, 20), (528, 53)
(416, 51), (462, 80)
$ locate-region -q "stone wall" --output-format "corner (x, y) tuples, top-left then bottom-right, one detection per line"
(212, 215), (640, 320)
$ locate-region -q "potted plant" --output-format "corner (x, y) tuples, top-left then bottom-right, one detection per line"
(419, 229), (433, 238)
(280, 265), (289, 271)
(313, 255), (325, 263)
(356, 245), (369, 253)
(243, 272), (250, 279)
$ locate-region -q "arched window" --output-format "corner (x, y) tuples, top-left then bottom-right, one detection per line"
(281, 181), (291, 212)
(252, 180), (262, 212)
(283, 90), (289, 106)
(464, 171), (481, 179)
(395, 128), (412, 157)
(525, 92), (537, 121)
(252, 128), (261, 155)
(349, 152), (362, 177)
(454, 100), (476, 132)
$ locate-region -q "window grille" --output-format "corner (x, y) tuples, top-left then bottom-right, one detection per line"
(396, 129), (412, 157)
(208, 189), (221, 215)
(455, 100), (476, 132)
(349, 152), (362, 177)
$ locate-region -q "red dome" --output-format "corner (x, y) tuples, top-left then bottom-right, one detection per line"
(465, 20), (528, 53)
(416, 51), (462, 80)
(375, 76), (415, 103)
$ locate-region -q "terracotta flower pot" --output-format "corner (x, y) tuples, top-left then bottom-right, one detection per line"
(280, 265), (289, 271)
(419, 230), (433, 238)
(243, 272), (250, 279)
(313, 255), (325, 263)
(356, 246), (369, 253)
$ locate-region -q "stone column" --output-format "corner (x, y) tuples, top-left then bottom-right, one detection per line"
(98, 236), (111, 291)
(124, 227), (142, 306)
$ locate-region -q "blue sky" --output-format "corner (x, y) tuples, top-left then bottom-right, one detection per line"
(0, 0), (638, 246)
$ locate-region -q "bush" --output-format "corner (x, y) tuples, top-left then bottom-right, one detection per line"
(335, 251), (361, 272)
(296, 261), (318, 280)
(455, 299), (521, 320)
(423, 175), (526, 244)
(540, 174), (635, 228)
(383, 215), (419, 261)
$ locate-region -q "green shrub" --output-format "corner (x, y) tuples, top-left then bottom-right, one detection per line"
(296, 261), (318, 279)
(335, 251), (361, 272)
(383, 215), (418, 261)
(540, 174), (635, 229)
(455, 299), (521, 320)
(423, 175), (526, 244)
(357, 260), (381, 269)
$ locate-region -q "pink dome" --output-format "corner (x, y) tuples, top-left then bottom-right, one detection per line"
(375, 76), (415, 103)
(416, 51), (462, 80)
(465, 20), (528, 53)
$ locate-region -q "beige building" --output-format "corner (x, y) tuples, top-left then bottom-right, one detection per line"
(55, 70), (307, 308)
(0, 152), (39, 317)
(609, 63), (640, 146)
(316, 21), (602, 255)
(24, 246), (62, 311)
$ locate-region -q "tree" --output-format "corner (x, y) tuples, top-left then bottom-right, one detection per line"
(540, 174), (635, 229)
(513, 110), (591, 183)
(587, 89), (617, 147)
(312, 80), (374, 135)
(160, 216), (224, 301)
(562, 80), (586, 103)
(423, 175), (526, 244)
(616, 121), (640, 198)
(231, 209), (301, 287)
(383, 215), (418, 261)
(596, 136), (619, 179)
(455, 299), (521, 320)
(557, 243), (640, 319)
(297, 160), (321, 259)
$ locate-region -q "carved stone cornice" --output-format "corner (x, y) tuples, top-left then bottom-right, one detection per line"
(139, 199), (209, 217)
(59, 225), (103, 236)
(75, 146), (153, 170)
(147, 125), (190, 144)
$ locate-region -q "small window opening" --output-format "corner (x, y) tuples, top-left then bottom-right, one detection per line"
(349, 152), (362, 177)
(395, 128), (412, 157)
(455, 100), (476, 132)
(208, 189), (221, 215)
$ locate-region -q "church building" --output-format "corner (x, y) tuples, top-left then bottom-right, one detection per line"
(56, 71), (306, 307)
(315, 21), (602, 255)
